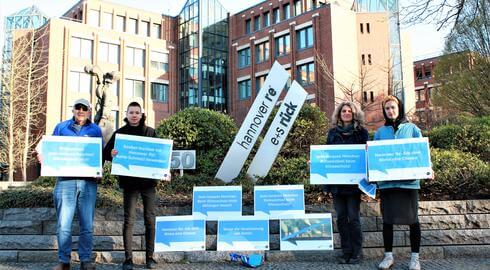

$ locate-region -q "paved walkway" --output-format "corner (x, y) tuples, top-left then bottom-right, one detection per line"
(0, 258), (489, 270)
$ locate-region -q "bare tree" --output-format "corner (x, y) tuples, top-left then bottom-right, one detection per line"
(0, 25), (49, 183)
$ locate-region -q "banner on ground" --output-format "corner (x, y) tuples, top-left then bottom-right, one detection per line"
(217, 217), (270, 251)
(154, 216), (205, 252)
(254, 185), (305, 219)
(192, 186), (242, 220)
(280, 213), (333, 251)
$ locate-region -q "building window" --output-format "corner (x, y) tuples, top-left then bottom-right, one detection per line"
(111, 110), (119, 129)
(238, 79), (251, 100)
(360, 23), (364, 33)
(125, 47), (144, 67)
(294, 0), (302, 16)
(306, 0), (316, 11)
(283, 3), (291, 20)
(416, 90), (421, 101)
(368, 54), (372, 65)
(297, 62), (315, 86)
(363, 91), (367, 102)
(245, 19), (251, 34)
(153, 23), (161, 39)
(128, 18), (137, 34)
(124, 79), (144, 99)
(275, 34), (290, 57)
(102, 12), (113, 30)
(256, 75), (266, 92)
(98, 42), (119, 64)
(115, 15), (125, 32)
(88, 9), (99, 27)
(370, 91), (374, 102)
(238, 47), (251, 68)
(70, 37), (92, 59)
(254, 15), (261, 31)
(424, 66), (432, 78)
(263, 11), (270, 27)
(367, 23), (371, 33)
(273, 8), (280, 24)
(285, 68), (292, 90)
(69, 71), (92, 93)
(151, 82), (168, 102)
(416, 67), (423, 80)
(296, 26), (313, 50)
(255, 41), (269, 63)
(141, 21), (150, 37)
(150, 51), (169, 71)
(361, 54), (366, 65)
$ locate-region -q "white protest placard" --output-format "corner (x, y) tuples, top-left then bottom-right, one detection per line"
(367, 137), (432, 181)
(254, 185), (305, 219)
(192, 186), (242, 220)
(217, 217), (270, 251)
(215, 61), (290, 182)
(111, 134), (173, 179)
(247, 81), (307, 180)
(280, 213), (334, 251)
(40, 136), (102, 177)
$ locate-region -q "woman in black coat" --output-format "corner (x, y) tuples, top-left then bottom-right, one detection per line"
(326, 101), (368, 264)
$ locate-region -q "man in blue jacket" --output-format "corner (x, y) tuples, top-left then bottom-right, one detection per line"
(48, 99), (102, 270)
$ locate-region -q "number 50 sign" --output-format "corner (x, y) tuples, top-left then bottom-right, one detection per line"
(171, 150), (196, 170)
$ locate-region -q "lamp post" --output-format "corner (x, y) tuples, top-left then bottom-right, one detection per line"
(84, 65), (120, 145)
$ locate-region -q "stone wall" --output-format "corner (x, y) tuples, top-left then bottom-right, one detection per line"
(0, 200), (488, 263)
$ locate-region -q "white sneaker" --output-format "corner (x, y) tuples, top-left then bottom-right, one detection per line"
(378, 255), (394, 270)
(409, 256), (421, 270)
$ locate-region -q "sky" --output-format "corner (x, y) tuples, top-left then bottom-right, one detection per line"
(0, 0), (449, 60)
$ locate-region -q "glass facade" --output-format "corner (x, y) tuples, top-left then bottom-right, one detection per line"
(178, 0), (228, 111)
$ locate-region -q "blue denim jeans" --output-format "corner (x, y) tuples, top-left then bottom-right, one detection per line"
(53, 179), (97, 263)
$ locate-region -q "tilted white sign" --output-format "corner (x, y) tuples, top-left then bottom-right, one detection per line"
(215, 61), (290, 182)
(247, 81), (308, 180)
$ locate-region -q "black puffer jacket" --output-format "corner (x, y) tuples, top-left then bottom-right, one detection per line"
(324, 125), (369, 195)
(103, 116), (158, 190)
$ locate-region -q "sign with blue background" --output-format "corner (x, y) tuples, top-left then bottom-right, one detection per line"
(154, 216), (205, 252)
(111, 134), (173, 180)
(310, 145), (367, 185)
(41, 136), (102, 177)
(217, 217), (269, 251)
(254, 185), (305, 219)
(193, 186), (242, 220)
(280, 213), (333, 251)
(367, 138), (432, 181)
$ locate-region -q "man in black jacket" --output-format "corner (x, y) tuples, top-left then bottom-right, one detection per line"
(103, 101), (169, 270)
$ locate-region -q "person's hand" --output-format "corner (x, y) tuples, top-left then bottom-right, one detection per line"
(162, 173), (171, 182)
(111, 149), (118, 158)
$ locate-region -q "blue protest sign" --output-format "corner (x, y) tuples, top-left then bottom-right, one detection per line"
(280, 213), (333, 251)
(192, 186), (242, 220)
(111, 134), (173, 180)
(358, 178), (376, 199)
(40, 136), (102, 177)
(254, 185), (305, 219)
(310, 145), (367, 185)
(217, 218), (269, 251)
(367, 138), (432, 181)
(154, 216), (205, 252)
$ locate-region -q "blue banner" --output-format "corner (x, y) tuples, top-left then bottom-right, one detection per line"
(192, 186), (242, 220)
(280, 214), (333, 251)
(254, 185), (305, 218)
(367, 138), (432, 181)
(217, 218), (269, 251)
(154, 216), (205, 252)
(310, 145), (367, 185)
(111, 134), (173, 179)
(40, 136), (102, 177)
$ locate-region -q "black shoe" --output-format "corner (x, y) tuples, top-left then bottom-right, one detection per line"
(53, 263), (70, 270)
(348, 256), (362, 264)
(146, 258), (158, 269)
(80, 262), (95, 270)
(337, 254), (351, 264)
(122, 259), (133, 270)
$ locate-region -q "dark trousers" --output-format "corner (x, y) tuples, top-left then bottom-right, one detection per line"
(123, 187), (156, 261)
(383, 222), (421, 253)
(333, 193), (363, 257)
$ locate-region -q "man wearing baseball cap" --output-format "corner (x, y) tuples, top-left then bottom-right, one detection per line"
(48, 98), (103, 270)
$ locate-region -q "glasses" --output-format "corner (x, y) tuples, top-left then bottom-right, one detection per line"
(74, 104), (89, 111)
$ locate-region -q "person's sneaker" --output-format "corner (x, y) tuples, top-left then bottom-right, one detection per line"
(378, 254), (394, 270)
(409, 256), (421, 270)
(80, 262), (95, 270)
(53, 263), (70, 270)
(336, 253), (350, 264)
(146, 257), (158, 269)
(348, 255), (362, 264)
(122, 259), (133, 270)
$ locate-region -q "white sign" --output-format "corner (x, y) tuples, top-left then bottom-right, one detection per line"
(215, 61), (290, 182)
(247, 81), (307, 179)
(280, 213), (334, 251)
(171, 150), (196, 169)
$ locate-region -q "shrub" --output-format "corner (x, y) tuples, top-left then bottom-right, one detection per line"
(421, 148), (490, 200)
(429, 116), (490, 161)
(156, 107), (237, 178)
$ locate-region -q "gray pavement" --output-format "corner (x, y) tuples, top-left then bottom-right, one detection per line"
(0, 258), (489, 270)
